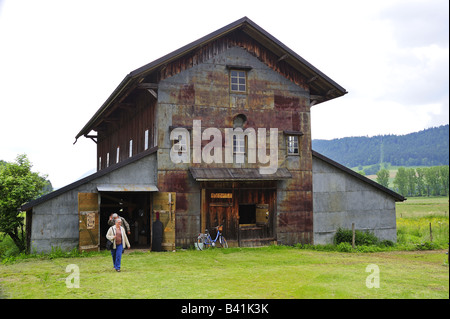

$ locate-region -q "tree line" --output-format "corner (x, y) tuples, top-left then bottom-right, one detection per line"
(376, 166), (449, 197)
(312, 125), (449, 168)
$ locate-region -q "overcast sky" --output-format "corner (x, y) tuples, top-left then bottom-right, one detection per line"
(0, 0), (448, 189)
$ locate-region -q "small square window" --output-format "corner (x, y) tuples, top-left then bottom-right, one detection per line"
(230, 70), (246, 92)
(287, 136), (299, 155)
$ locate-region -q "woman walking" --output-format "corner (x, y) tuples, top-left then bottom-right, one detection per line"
(106, 218), (131, 272)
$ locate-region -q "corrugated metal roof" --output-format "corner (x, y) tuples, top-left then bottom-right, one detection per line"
(97, 184), (158, 192)
(189, 167), (292, 181)
(21, 147), (158, 211)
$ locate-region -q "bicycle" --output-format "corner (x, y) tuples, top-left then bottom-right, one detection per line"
(196, 225), (228, 250)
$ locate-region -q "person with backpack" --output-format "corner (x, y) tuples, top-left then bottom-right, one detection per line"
(106, 218), (131, 272)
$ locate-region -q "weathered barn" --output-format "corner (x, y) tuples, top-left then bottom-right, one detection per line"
(21, 17), (404, 253)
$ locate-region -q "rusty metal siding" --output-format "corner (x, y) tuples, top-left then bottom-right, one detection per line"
(154, 34), (314, 247)
(154, 31), (309, 92)
(94, 29), (314, 247)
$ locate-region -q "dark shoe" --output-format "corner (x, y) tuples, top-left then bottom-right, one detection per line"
(116, 269), (121, 272)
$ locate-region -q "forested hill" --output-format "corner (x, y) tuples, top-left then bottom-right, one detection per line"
(312, 125), (449, 168)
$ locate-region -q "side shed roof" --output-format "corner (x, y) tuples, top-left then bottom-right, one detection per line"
(21, 147), (158, 211)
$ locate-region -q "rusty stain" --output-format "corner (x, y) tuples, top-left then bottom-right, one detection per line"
(175, 193), (188, 212)
(178, 84), (195, 104)
(274, 94), (300, 109)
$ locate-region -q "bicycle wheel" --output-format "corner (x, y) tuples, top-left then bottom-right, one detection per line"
(218, 236), (228, 248)
(196, 235), (205, 250)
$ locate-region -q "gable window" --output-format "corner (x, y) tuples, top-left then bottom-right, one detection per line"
(230, 70), (246, 93)
(287, 135), (299, 155)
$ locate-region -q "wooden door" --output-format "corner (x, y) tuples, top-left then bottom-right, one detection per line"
(205, 190), (236, 241)
(152, 192), (176, 251)
(78, 193), (100, 252)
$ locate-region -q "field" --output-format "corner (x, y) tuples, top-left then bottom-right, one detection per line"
(0, 197), (448, 300)
(396, 197), (449, 248)
(0, 247), (448, 299)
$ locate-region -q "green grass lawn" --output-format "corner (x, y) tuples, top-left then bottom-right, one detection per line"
(0, 246), (448, 299)
(1, 197), (448, 300)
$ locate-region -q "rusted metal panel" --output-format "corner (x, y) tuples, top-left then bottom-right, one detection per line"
(189, 167), (292, 181)
(155, 31), (310, 92)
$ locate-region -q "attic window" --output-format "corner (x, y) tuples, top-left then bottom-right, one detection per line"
(230, 70), (247, 93)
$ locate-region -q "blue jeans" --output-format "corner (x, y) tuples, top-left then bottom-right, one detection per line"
(111, 243), (123, 270)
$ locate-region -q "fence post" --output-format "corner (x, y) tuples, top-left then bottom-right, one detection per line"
(429, 222), (433, 242)
(352, 223), (355, 249)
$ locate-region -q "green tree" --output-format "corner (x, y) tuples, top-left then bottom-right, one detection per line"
(416, 167), (426, 196)
(376, 169), (390, 188)
(424, 166), (441, 196)
(393, 167), (408, 196)
(0, 154), (49, 252)
(438, 165), (449, 196)
(406, 168), (417, 196)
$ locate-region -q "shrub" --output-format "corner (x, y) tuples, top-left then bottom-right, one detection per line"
(334, 228), (379, 246)
(415, 241), (440, 250)
(379, 240), (395, 247)
(336, 242), (353, 252)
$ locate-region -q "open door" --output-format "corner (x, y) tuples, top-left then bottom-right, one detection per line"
(78, 192), (100, 252)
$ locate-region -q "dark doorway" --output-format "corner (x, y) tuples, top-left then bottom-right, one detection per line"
(99, 192), (152, 249)
(239, 204), (256, 224)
